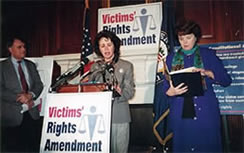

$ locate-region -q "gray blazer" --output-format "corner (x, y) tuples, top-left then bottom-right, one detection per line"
(89, 59), (135, 123)
(0, 57), (43, 127)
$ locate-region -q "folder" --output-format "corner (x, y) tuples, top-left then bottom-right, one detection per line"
(170, 69), (204, 97)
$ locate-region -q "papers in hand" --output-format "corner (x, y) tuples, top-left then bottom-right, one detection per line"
(169, 67), (196, 75)
(169, 67), (204, 97)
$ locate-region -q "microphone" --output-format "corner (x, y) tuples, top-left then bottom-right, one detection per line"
(106, 63), (114, 74)
(62, 53), (96, 78)
(81, 57), (89, 66)
(90, 62), (106, 74)
(104, 63), (120, 97)
(50, 57), (89, 91)
(56, 58), (89, 81)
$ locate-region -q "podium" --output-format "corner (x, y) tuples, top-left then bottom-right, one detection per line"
(56, 83), (107, 93)
(40, 83), (112, 153)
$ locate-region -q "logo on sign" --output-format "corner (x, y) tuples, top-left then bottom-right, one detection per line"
(78, 106), (106, 140)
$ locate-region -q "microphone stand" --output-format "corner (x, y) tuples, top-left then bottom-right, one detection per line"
(105, 64), (121, 98)
(50, 59), (89, 92)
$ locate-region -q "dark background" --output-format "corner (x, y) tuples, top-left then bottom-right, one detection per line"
(1, 0), (243, 57)
(1, 0), (243, 152)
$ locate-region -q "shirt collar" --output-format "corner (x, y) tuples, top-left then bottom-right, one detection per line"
(11, 56), (25, 65)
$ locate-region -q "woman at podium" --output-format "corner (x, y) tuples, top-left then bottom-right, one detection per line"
(89, 30), (135, 153)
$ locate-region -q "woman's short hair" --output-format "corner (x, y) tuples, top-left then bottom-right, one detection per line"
(94, 30), (121, 63)
(175, 19), (202, 42)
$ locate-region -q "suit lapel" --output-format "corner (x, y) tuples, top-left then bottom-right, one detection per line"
(6, 58), (22, 91)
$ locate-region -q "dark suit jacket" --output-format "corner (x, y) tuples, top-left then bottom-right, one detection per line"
(0, 57), (43, 127)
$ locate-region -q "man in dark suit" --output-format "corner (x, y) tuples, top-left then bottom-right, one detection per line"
(0, 37), (44, 152)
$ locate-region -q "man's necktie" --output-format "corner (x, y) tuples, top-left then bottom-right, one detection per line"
(18, 61), (28, 92)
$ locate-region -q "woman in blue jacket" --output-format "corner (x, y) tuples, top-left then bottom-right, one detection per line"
(163, 19), (232, 153)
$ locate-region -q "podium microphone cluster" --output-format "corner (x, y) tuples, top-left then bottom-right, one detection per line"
(50, 57), (90, 91)
(56, 58), (89, 80)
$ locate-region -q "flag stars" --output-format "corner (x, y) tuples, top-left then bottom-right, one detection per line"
(81, 8), (92, 58)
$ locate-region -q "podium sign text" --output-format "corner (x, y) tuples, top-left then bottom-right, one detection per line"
(40, 92), (112, 153)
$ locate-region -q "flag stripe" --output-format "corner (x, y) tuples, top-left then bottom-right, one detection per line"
(81, 7), (93, 75)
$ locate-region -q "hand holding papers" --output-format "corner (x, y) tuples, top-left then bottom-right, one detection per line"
(169, 67), (204, 97)
(168, 67), (204, 119)
(169, 67), (197, 75)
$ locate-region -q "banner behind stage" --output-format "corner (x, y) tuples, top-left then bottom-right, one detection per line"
(98, 2), (162, 55)
(40, 92), (112, 153)
(98, 2), (162, 104)
(201, 41), (244, 115)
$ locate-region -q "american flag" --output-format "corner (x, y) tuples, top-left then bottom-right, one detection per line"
(81, 7), (93, 74)
(153, 0), (177, 151)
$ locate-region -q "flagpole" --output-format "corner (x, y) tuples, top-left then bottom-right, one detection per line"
(102, 0), (110, 8)
(83, 0), (89, 27)
(85, 0), (89, 9)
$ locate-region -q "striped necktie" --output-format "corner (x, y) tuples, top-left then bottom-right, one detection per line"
(18, 61), (28, 92)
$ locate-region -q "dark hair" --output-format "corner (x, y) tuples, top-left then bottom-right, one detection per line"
(175, 19), (202, 42)
(6, 36), (26, 49)
(94, 30), (121, 63)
